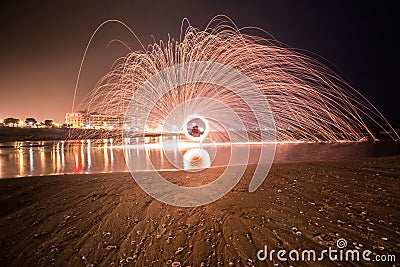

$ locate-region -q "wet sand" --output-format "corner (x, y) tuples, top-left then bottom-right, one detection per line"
(0, 156), (399, 266)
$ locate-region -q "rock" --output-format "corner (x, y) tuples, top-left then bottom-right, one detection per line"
(246, 258), (253, 266)
(175, 247), (184, 254)
(102, 232), (111, 238)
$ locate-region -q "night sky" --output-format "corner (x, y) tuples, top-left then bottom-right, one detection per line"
(0, 1), (398, 123)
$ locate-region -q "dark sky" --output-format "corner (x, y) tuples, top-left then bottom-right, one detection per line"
(0, 1), (398, 123)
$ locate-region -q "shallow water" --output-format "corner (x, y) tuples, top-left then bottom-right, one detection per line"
(0, 139), (399, 178)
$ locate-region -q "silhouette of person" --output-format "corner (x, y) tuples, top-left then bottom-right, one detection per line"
(190, 123), (200, 137)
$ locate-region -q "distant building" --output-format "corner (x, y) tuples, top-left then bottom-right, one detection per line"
(65, 113), (84, 128)
(86, 113), (122, 129)
(65, 112), (123, 129)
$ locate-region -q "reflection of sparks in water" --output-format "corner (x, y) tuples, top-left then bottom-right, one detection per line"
(110, 140), (114, 171)
(73, 16), (398, 143)
(103, 141), (109, 172)
(2, 140), (400, 179)
(183, 148), (211, 171)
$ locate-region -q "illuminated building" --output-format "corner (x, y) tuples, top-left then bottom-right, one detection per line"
(65, 113), (84, 128)
(65, 112), (123, 129)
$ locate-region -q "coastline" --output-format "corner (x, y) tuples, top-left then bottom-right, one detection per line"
(0, 156), (399, 266)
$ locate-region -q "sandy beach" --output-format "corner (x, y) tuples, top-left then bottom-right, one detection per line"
(0, 156), (399, 266)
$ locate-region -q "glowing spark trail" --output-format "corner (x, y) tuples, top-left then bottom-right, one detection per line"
(75, 16), (398, 143)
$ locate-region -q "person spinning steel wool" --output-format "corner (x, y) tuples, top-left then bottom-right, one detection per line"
(190, 123), (200, 137)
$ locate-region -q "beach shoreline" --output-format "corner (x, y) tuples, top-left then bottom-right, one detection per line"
(0, 156), (399, 266)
